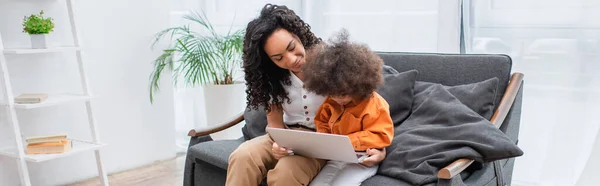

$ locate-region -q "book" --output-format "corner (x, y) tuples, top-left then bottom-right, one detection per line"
(25, 133), (67, 145)
(14, 93), (48, 104)
(26, 139), (72, 154)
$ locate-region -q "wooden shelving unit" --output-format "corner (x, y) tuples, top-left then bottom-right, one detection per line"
(0, 1), (109, 185)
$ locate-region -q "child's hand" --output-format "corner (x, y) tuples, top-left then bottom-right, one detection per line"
(272, 142), (293, 160)
(360, 148), (386, 167)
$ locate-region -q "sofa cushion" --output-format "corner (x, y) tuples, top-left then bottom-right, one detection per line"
(361, 175), (430, 186)
(378, 52), (512, 111)
(378, 84), (523, 185)
(376, 70), (419, 126)
(242, 106), (268, 140)
(414, 77), (499, 119)
(382, 64), (400, 74)
(189, 138), (245, 169)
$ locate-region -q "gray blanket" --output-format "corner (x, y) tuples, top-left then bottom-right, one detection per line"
(378, 84), (523, 185)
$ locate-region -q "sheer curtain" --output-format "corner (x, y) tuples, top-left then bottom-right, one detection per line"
(304, 0), (461, 53)
(463, 0), (600, 185)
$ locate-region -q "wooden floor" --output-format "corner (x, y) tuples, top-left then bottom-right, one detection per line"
(69, 155), (185, 186)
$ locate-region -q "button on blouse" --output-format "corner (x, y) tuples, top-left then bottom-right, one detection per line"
(281, 72), (326, 129)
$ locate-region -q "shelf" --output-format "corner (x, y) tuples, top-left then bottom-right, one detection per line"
(14, 93), (92, 109)
(0, 139), (106, 163)
(3, 47), (81, 55)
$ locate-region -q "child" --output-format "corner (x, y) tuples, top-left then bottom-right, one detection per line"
(303, 31), (394, 186)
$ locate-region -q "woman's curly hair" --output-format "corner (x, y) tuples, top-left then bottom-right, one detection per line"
(303, 30), (384, 99)
(243, 4), (321, 111)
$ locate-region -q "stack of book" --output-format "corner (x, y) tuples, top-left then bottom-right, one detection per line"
(25, 133), (72, 154)
(14, 93), (48, 104)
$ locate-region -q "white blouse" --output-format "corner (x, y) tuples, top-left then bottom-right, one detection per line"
(281, 72), (326, 129)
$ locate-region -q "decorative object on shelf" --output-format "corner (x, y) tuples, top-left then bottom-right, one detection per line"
(22, 10), (55, 49)
(25, 133), (72, 154)
(26, 140), (72, 154)
(25, 133), (67, 144)
(149, 10), (246, 139)
(14, 93), (48, 104)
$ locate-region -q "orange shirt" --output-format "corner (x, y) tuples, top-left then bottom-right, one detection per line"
(314, 92), (394, 151)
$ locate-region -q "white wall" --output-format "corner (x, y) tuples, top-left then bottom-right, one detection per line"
(0, 0), (176, 185)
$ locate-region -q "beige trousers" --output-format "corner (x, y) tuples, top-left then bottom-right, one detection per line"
(226, 134), (326, 186)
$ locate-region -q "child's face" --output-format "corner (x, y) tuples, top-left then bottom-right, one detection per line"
(331, 95), (353, 106)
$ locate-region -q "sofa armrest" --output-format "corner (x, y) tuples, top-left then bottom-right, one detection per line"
(438, 72), (524, 179)
(188, 111), (245, 137)
(489, 73), (524, 128)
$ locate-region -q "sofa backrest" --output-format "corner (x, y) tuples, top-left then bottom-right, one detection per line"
(377, 52), (512, 110)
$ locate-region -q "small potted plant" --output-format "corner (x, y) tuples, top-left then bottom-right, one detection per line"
(22, 10), (54, 49)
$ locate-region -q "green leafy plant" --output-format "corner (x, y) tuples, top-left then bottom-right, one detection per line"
(22, 10), (55, 34)
(149, 10), (244, 103)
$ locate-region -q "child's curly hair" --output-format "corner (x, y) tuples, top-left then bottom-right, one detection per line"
(303, 30), (384, 99)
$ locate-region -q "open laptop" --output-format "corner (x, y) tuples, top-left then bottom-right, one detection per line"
(266, 127), (368, 163)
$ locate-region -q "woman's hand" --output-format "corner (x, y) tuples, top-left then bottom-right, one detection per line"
(272, 142), (293, 160)
(361, 148), (386, 167)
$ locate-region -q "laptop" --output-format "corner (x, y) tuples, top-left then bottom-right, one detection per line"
(266, 127), (368, 163)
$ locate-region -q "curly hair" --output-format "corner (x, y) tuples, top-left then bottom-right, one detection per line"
(243, 4), (321, 111)
(303, 30), (384, 99)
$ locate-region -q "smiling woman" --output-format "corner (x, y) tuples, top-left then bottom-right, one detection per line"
(225, 3), (328, 186)
(242, 4), (322, 112)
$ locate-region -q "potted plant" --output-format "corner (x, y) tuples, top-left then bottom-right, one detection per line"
(149, 10), (245, 139)
(22, 10), (55, 49)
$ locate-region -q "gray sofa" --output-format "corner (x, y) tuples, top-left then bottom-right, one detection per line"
(183, 52), (524, 186)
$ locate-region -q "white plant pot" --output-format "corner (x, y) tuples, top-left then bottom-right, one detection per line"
(30, 34), (48, 49)
(202, 82), (246, 140)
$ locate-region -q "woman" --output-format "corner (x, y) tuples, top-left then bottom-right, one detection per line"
(226, 4), (386, 186)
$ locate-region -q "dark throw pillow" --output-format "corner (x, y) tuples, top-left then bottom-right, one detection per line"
(376, 70), (419, 126)
(378, 84), (523, 185)
(413, 77), (499, 119)
(241, 106), (267, 140)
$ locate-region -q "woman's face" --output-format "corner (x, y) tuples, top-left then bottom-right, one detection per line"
(263, 28), (306, 73)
